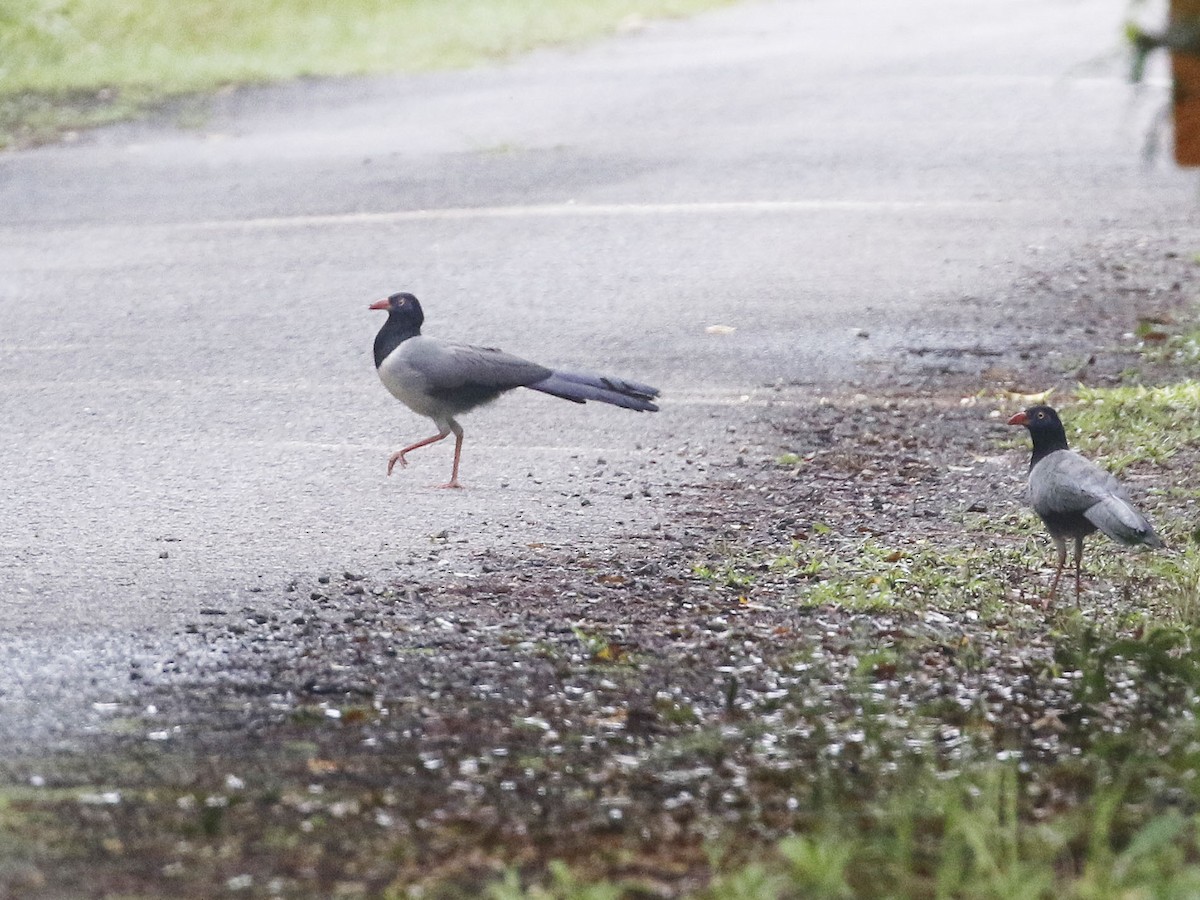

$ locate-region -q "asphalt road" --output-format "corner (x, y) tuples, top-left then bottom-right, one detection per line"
(0, 0), (1195, 747)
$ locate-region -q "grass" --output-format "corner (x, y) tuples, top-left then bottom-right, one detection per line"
(691, 766), (1198, 900)
(0, 0), (736, 146)
(1062, 381), (1200, 473)
(694, 535), (1026, 615)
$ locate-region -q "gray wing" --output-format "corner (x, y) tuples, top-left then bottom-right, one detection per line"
(1029, 450), (1126, 516)
(404, 337), (552, 391)
(1031, 450), (1163, 547)
(1084, 495), (1164, 547)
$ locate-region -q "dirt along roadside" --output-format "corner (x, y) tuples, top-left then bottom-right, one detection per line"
(1, 235), (1198, 897)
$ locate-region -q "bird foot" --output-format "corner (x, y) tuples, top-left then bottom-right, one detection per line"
(437, 480), (464, 490)
(387, 452), (408, 476)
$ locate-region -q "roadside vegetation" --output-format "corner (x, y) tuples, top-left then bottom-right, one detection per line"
(0, 0), (734, 147)
(663, 347), (1200, 895)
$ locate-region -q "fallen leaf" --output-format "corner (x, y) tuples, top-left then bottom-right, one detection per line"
(595, 643), (629, 663)
(1004, 388), (1054, 404)
(1032, 711), (1067, 733)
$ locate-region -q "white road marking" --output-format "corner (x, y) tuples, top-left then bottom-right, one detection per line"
(185, 198), (1029, 232)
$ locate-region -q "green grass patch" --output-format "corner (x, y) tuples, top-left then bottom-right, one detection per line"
(1060, 381), (1200, 472)
(692, 559), (761, 589)
(748, 766), (1200, 899)
(800, 539), (1020, 613)
(0, 0), (736, 147)
(1140, 541), (1200, 625)
(694, 536), (1021, 614)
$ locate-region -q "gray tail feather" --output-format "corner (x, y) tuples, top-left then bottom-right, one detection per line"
(1085, 496), (1166, 549)
(526, 369), (660, 412)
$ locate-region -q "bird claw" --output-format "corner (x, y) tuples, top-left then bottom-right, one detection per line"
(438, 480), (463, 490)
(387, 452), (408, 476)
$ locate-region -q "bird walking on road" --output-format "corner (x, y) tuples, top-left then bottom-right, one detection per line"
(1008, 404), (1164, 606)
(370, 292), (660, 488)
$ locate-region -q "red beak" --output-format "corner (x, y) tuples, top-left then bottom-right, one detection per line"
(369, 298), (390, 310)
(1007, 411), (1029, 426)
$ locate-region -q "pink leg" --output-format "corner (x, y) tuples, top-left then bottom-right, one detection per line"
(1044, 539), (1067, 610)
(387, 429), (450, 476)
(1073, 536), (1084, 604)
(438, 423), (465, 489)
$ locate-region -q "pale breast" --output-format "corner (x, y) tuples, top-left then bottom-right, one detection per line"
(377, 339), (444, 419)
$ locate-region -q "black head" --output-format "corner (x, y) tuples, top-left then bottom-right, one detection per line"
(1007, 404), (1069, 462)
(369, 291), (424, 328)
(370, 292), (424, 368)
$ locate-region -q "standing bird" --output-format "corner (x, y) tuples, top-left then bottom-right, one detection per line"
(370, 292), (660, 488)
(1008, 404), (1164, 605)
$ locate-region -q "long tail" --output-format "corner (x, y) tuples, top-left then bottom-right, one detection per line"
(526, 369), (660, 412)
(1085, 496), (1166, 549)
